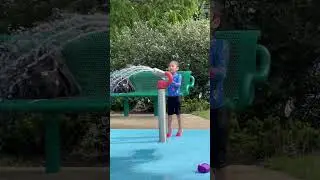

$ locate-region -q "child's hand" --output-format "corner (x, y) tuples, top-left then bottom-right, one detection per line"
(209, 68), (219, 78)
(209, 67), (226, 79)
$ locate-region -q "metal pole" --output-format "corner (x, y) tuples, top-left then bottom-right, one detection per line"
(158, 88), (167, 143)
(156, 71), (173, 143)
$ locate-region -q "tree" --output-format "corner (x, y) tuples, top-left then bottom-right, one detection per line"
(110, 0), (204, 34)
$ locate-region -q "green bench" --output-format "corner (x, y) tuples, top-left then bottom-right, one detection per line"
(111, 71), (195, 116)
(0, 31), (109, 173)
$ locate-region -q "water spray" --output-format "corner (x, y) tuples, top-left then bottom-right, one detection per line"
(152, 68), (166, 77)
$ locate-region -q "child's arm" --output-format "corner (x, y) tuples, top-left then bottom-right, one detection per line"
(172, 74), (182, 87)
(210, 67), (226, 80)
(209, 39), (229, 81)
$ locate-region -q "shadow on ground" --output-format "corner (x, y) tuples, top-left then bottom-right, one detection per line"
(111, 149), (173, 180)
(111, 136), (158, 144)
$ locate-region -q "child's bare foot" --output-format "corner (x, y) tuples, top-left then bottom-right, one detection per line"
(176, 129), (183, 136)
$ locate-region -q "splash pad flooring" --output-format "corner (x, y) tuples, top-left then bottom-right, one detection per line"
(110, 114), (211, 179)
(110, 129), (210, 180)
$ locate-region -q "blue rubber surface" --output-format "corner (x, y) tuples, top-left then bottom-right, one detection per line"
(110, 129), (210, 180)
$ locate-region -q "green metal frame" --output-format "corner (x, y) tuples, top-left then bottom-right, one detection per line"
(0, 31), (109, 173)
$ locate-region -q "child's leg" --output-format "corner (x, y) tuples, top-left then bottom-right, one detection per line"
(211, 107), (230, 171)
(176, 114), (182, 136)
(167, 97), (174, 137)
(219, 108), (230, 167)
(167, 115), (173, 135)
(177, 114), (182, 131)
(211, 108), (221, 169)
(176, 96), (182, 135)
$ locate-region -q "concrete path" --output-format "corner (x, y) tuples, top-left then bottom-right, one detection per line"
(110, 113), (210, 129)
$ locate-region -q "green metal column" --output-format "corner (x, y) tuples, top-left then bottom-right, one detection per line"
(123, 97), (129, 117)
(45, 114), (60, 173)
(153, 97), (158, 116)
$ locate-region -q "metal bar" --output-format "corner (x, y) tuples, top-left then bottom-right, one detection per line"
(45, 114), (60, 173)
(123, 97), (129, 117)
(153, 97), (158, 116)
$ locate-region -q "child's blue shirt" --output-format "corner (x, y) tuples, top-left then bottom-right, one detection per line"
(210, 38), (229, 109)
(167, 72), (182, 96)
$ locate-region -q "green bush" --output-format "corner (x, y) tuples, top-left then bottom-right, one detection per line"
(0, 113), (104, 158)
(181, 98), (209, 113)
(111, 97), (155, 112)
(228, 115), (320, 163)
(111, 20), (210, 100)
(111, 97), (209, 114)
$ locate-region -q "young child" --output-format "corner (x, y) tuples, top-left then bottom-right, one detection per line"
(211, 2), (230, 178)
(166, 60), (183, 137)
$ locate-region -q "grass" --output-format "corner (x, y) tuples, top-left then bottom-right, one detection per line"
(192, 110), (209, 119)
(265, 155), (320, 180)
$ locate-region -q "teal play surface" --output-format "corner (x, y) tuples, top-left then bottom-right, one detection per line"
(110, 129), (210, 180)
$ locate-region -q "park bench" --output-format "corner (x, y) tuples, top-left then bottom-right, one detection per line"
(0, 31), (109, 173)
(111, 71), (195, 116)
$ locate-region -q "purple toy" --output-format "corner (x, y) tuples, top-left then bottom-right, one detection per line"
(197, 163), (210, 173)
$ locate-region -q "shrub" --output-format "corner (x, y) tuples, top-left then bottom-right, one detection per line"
(228, 115), (320, 163)
(0, 112), (107, 160)
(181, 98), (209, 113)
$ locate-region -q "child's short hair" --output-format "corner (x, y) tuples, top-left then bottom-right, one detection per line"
(211, 1), (223, 19)
(169, 60), (179, 67)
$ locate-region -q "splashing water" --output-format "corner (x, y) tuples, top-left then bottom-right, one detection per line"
(0, 13), (108, 99)
(110, 65), (155, 93)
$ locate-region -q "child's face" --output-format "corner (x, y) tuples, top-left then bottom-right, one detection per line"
(212, 16), (220, 30)
(168, 63), (179, 73)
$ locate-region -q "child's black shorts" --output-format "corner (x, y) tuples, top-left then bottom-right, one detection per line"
(211, 107), (230, 169)
(167, 96), (181, 115)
